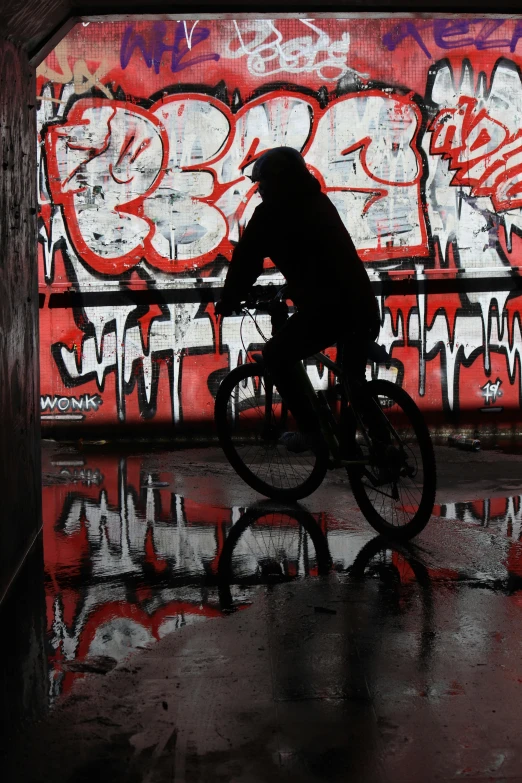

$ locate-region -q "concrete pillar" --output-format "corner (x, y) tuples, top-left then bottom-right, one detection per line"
(0, 38), (41, 603)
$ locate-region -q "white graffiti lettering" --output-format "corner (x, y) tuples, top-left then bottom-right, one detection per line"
(481, 377), (503, 405)
(42, 89), (427, 273)
(40, 394), (103, 413)
(306, 93), (425, 260)
(222, 18), (361, 81)
(58, 468), (104, 485)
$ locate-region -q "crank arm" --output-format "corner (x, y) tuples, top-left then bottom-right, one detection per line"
(328, 458), (370, 470)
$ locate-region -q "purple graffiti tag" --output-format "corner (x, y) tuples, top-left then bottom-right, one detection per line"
(510, 20), (522, 52)
(474, 20), (511, 51)
(383, 18), (521, 58)
(433, 20), (475, 50)
(120, 21), (220, 74)
(382, 21), (432, 59)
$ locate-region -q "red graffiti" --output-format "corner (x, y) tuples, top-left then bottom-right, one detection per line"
(46, 100), (169, 275)
(44, 90), (426, 274)
(430, 96), (522, 211)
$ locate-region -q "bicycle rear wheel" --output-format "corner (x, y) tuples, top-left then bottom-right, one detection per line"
(347, 379), (436, 540)
(215, 363), (328, 501)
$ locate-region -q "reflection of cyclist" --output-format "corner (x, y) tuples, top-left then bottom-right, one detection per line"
(216, 147), (380, 451)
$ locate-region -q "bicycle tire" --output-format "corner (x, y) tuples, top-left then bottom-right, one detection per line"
(215, 363), (329, 501)
(347, 379), (436, 540)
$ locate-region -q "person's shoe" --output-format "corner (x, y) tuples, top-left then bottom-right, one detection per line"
(279, 431), (322, 453)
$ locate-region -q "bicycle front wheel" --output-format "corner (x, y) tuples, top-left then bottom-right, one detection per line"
(347, 379), (436, 540)
(215, 363), (328, 501)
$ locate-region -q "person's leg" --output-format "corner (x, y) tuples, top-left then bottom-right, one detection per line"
(342, 333), (391, 448)
(262, 307), (339, 438)
(342, 334), (369, 406)
(339, 333), (369, 457)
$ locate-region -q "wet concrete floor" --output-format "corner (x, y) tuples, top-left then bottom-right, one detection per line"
(2, 440), (522, 782)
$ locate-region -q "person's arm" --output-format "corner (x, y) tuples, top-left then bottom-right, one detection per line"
(219, 205), (267, 311)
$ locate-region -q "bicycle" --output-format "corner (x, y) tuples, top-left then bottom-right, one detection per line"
(214, 286), (436, 540)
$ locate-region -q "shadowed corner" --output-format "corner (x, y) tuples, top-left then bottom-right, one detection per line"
(0, 535), (48, 770)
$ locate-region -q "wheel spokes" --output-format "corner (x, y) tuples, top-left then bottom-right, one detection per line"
(228, 371), (319, 491)
(357, 393), (426, 528)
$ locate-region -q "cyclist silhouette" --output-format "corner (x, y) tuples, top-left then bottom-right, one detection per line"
(216, 147), (380, 452)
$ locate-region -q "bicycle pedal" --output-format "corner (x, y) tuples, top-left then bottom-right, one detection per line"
(328, 458), (341, 470)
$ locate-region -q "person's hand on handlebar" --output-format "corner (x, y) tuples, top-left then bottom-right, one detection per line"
(215, 298), (242, 317)
(215, 284), (287, 316)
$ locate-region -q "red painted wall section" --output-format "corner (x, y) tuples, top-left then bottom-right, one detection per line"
(36, 17), (522, 432)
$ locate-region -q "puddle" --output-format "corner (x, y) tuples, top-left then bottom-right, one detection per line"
(433, 496), (522, 592)
(434, 495), (522, 539)
(43, 450), (336, 703)
(42, 448), (522, 704)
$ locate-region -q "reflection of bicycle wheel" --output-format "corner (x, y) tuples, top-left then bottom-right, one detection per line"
(215, 363), (329, 501)
(347, 380), (436, 540)
(350, 535), (430, 586)
(218, 502), (331, 609)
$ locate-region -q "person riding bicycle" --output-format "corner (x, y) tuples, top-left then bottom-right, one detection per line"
(215, 146), (380, 452)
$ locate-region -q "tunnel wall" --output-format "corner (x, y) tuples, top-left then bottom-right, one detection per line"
(36, 17), (522, 435)
(0, 39), (41, 599)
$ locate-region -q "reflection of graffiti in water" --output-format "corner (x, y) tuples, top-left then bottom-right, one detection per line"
(434, 495), (522, 586)
(43, 453), (331, 702)
(44, 449), (522, 702)
(434, 495), (522, 536)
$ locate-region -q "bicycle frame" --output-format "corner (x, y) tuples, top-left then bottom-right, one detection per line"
(309, 350), (371, 467)
(311, 348), (410, 477)
(240, 294), (394, 469)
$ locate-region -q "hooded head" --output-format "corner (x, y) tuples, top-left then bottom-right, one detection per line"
(250, 147), (318, 203)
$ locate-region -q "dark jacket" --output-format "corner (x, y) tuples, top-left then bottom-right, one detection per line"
(222, 173), (379, 335)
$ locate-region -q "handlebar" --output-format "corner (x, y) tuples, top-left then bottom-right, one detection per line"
(243, 284), (288, 312)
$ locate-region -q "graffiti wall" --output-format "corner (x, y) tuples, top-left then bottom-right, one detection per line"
(37, 16), (522, 431)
